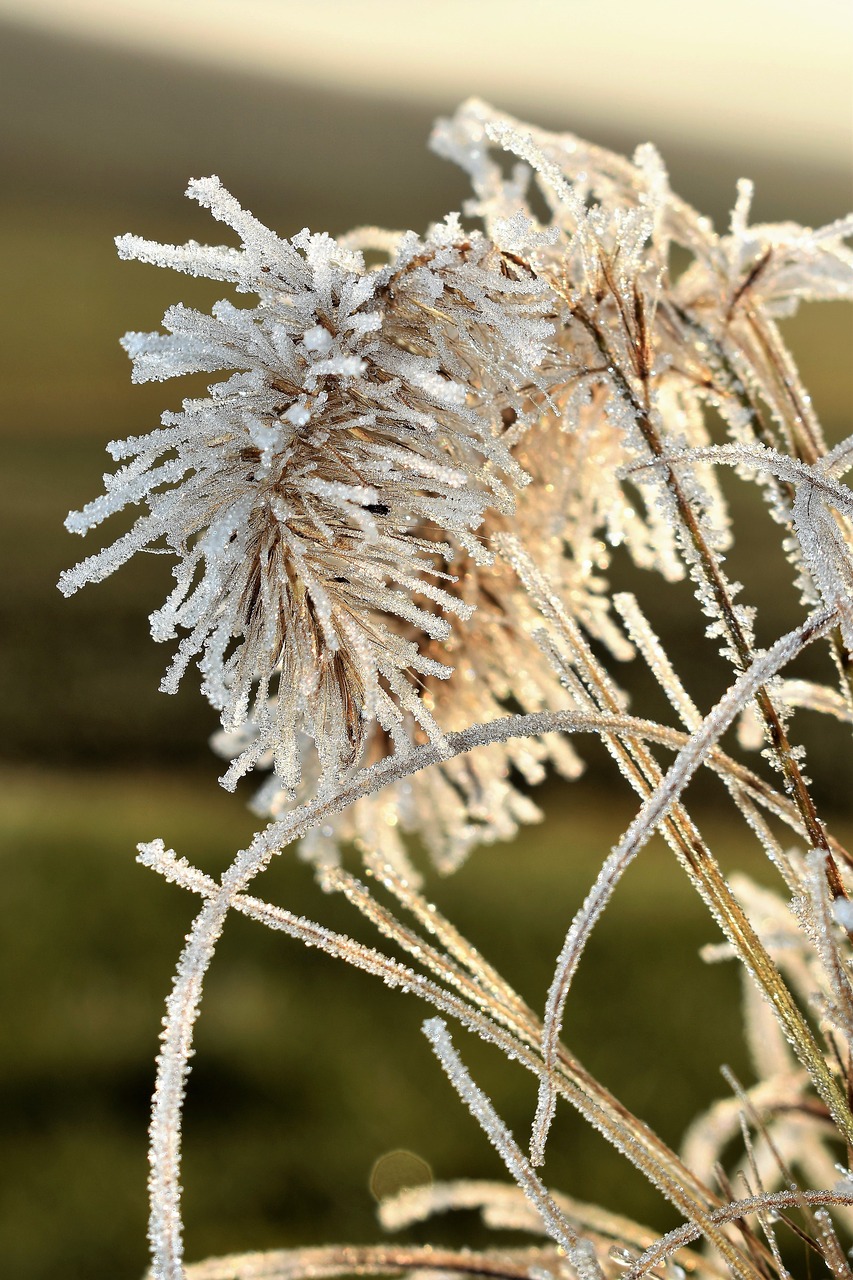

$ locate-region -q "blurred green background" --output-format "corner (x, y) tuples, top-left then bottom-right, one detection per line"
(0, 6), (851, 1277)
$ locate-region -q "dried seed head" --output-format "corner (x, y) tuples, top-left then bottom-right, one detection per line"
(59, 177), (552, 792)
(225, 398), (640, 878)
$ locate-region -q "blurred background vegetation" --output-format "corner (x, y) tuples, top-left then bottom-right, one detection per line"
(0, 5), (850, 1277)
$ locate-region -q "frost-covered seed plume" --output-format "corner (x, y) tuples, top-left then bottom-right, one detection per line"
(60, 176), (554, 795)
(61, 99), (853, 1280)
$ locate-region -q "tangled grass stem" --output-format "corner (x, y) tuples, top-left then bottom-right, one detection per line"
(64, 99), (853, 1279)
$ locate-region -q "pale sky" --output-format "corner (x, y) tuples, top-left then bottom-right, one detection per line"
(3, 0), (852, 168)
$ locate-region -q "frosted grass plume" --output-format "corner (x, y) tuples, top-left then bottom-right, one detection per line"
(60, 177), (554, 795)
(62, 98), (853, 1280)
